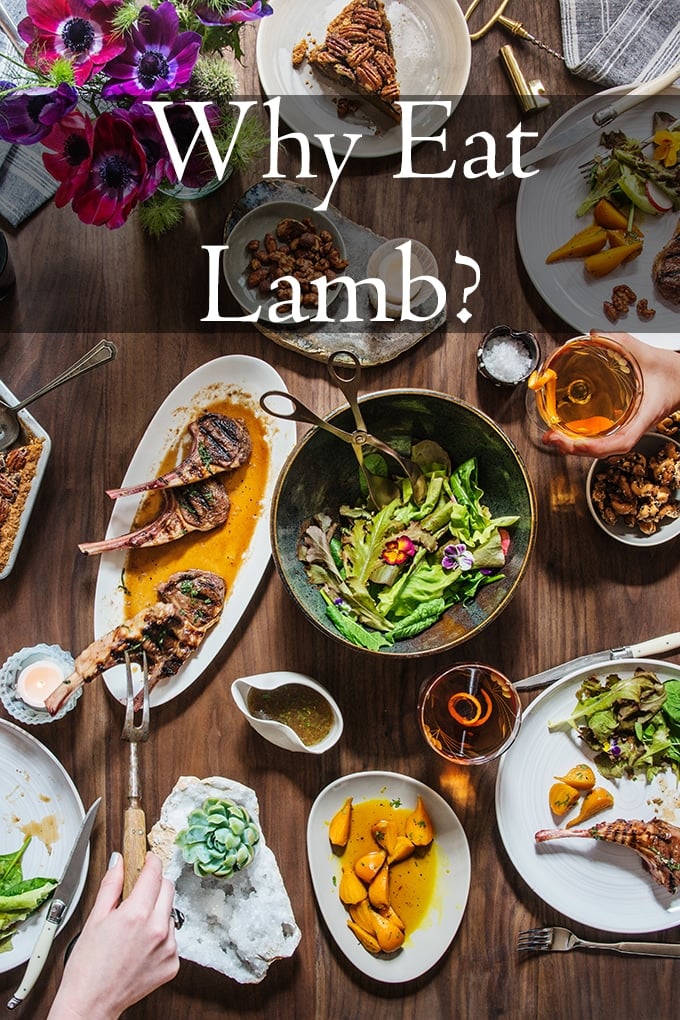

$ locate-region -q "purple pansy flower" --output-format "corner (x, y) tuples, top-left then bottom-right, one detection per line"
(441, 543), (474, 571)
(42, 109), (94, 206)
(102, 3), (201, 99)
(0, 81), (78, 144)
(18, 0), (126, 85)
(194, 1), (273, 26)
(70, 112), (148, 228)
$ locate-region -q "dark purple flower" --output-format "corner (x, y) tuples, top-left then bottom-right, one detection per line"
(194, 0), (273, 25)
(18, 0), (126, 85)
(70, 112), (148, 228)
(42, 109), (94, 206)
(102, 2), (201, 99)
(114, 102), (173, 199)
(160, 102), (222, 188)
(0, 81), (78, 144)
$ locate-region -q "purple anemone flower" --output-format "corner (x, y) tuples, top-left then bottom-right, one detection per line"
(18, 0), (126, 85)
(442, 543), (474, 571)
(42, 110), (94, 207)
(194, 1), (273, 26)
(102, 3), (201, 99)
(70, 112), (148, 229)
(159, 101), (222, 188)
(114, 102), (174, 199)
(0, 81), (78, 144)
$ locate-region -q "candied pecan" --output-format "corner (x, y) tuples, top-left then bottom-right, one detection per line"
(346, 42), (373, 68)
(356, 61), (382, 90)
(603, 301), (619, 323)
(636, 298), (656, 320)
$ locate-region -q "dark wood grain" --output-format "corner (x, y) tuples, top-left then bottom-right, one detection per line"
(1, 3), (679, 1018)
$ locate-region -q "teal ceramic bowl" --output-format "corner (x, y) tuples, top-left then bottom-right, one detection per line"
(270, 391), (537, 657)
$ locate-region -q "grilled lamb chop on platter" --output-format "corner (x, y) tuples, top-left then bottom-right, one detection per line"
(535, 818), (680, 893)
(652, 218), (680, 304)
(106, 414), (251, 498)
(78, 477), (230, 555)
(46, 569), (226, 714)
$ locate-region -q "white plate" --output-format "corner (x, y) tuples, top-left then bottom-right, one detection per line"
(255, 0), (471, 158)
(0, 379), (51, 581)
(516, 86), (680, 346)
(307, 770), (470, 982)
(496, 658), (680, 933)
(0, 719), (87, 972)
(222, 200), (346, 322)
(94, 356), (296, 707)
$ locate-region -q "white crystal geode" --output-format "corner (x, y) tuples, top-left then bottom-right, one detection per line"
(148, 775), (301, 984)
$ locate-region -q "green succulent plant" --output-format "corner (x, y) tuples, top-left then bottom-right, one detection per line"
(176, 798), (260, 878)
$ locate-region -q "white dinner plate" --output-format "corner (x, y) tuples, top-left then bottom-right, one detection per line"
(307, 770), (470, 982)
(516, 86), (680, 346)
(496, 658), (680, 933)
(255, 0), (471, 158)
(0, 720), (87, 972)
(93, 356), (296, 707)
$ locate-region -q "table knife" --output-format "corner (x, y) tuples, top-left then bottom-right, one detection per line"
(515, 632), (680, 691)
(7, 798), (101, 1011)
(502, 61), (680, 176)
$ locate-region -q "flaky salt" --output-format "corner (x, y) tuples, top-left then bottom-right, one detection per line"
(481, 335), (534, 384)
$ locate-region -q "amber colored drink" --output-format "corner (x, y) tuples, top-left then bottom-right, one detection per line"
(418, 664), (521, 765)
(528, 336), (642, 439)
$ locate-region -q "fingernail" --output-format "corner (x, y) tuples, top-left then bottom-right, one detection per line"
(108, 851), (122, 869)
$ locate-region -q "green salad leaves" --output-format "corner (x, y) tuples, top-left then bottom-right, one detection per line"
(297, 441), (519, 650)
(0, 837), (58, 952)
(549, 669), (680, 781)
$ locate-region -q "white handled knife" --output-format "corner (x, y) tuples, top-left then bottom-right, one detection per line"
(515, 632), (680, 691)
(503, 61), (680, 176)
(7, 798), (101, 1010)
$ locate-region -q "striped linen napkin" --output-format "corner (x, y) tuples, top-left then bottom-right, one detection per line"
(560, 0), (680, 86)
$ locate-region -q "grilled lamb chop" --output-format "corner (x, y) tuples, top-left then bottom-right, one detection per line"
(106, 414), (251, 498)
(78, 477), (230, 555)
(652, 218), (680, 304)
(535, 818), (680, 893)
(45, 569), (226, 715)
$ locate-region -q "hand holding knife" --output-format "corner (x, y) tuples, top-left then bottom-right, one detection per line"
(7, 798), (101, 1011)
(515, 632), (680, 690)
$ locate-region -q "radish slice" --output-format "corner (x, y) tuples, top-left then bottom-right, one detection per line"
(645, 180), (673, 213)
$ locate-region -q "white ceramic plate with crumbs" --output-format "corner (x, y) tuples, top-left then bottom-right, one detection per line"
(92, 356), (296, 708)
(0, 379), (51, 581)
(255, 0), (471, 158)
(496, 658), (680, 934)
(307, 770), (471, 982)
(0, 720), (87, 973)
(516, 86), (680, 345)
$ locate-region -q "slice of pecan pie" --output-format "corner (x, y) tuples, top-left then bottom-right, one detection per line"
(308, 0), (401, 124)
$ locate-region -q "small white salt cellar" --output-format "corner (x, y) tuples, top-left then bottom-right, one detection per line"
(477, 326), (540, 387)
(0, 643), (79, 724)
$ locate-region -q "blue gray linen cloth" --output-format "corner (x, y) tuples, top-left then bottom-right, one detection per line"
(560, 0), (680, 86)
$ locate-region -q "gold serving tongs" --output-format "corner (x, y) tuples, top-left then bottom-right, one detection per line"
(260, 351), (427, 509)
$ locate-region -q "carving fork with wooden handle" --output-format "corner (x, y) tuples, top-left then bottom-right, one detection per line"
(122, 652), (150, 898)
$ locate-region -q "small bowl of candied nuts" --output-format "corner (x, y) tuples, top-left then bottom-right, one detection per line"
(222, 200), (348, 324)
(586, 433), (680, 546)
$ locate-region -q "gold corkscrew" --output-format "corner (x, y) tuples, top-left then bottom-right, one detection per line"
(464, 0), (565, 62)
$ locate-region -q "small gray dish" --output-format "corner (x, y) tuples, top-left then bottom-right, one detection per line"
(0, 644), (79, 724)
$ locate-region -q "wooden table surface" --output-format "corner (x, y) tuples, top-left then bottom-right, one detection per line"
(1, 3), (679, 1018)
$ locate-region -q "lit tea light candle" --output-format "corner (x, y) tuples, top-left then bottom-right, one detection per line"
(16, 659), (65, 709)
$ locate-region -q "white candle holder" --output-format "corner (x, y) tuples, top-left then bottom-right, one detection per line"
(0, 644), (80, 724)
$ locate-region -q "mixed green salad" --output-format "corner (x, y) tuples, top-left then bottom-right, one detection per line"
(0, 836), (57, 952)
(296, 440), (519, 650)
(578, 112), (680, 219)
(549, 669), (680, 781)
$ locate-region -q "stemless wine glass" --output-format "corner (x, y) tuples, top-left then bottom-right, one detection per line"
(526, 334), (643, 440)
(417, 663), (522, 766)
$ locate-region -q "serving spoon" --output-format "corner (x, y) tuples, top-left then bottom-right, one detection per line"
(0, 339), (117, 451)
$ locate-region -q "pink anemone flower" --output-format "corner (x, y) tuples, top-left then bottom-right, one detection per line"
(42, 109), (94, 207)
(18, 0), (126, 85)
(70, 112), (148, 229)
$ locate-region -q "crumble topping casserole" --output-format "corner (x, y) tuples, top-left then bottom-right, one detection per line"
(0, 433), (44, 571)
(307, 0), (401, 124)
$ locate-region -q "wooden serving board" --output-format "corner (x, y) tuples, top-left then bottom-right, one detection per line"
(223, 180), (446, 366)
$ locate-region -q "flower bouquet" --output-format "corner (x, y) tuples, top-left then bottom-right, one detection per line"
(0, 0), (272, 231)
